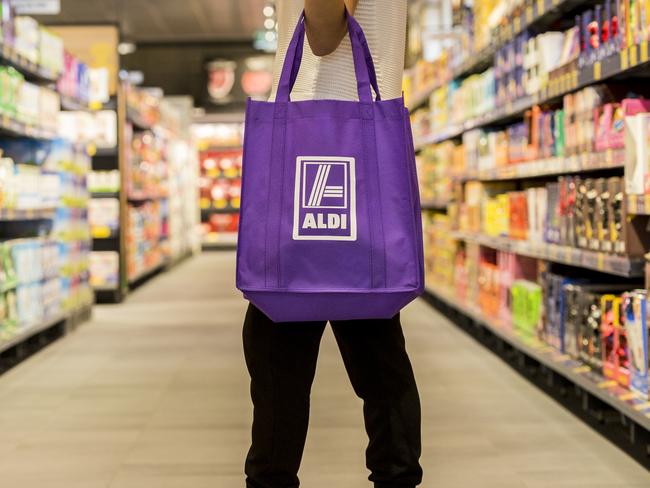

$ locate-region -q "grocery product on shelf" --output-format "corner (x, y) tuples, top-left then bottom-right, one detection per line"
(624, 290), (649, 397)
(193, 121), (243, 245)
(127, 200), (164, 281)
(0, 139), (91, 342)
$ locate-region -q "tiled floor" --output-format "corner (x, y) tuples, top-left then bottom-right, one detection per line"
(0, 252), (648, 487)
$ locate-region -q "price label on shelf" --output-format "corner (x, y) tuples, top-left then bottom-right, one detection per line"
(629, 196), (638, 214)
(593, 61), (602, 81)
(642, 43), (649, 63)
(633, 401), (650, 411)
(630, 45), (639, 66)
(621, 49), (629, 70)
(92, 226), (111, 239)
(644, 194), (650, 213)
(573, 365), (590, 374)
(597, 253), (605, 271)
(597, 380), (617, 389)
(526, 5), (533, 22)
(619, 391), (638, 401)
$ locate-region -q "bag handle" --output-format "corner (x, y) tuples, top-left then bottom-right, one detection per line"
(276, 9), (381, 103)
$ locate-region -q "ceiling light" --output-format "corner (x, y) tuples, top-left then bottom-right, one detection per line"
(118, 42), (136, 55)
(263, 5), (274, 17)
(265, 31), (276, 42)
(264, 18), (275, 29)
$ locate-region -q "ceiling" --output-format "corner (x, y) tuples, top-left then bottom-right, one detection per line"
(36, 0), (269, 43)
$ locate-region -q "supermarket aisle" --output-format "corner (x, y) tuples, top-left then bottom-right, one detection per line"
(0, 253), (648, 488)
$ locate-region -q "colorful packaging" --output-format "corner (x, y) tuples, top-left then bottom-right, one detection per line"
(624, 290), (648, 397)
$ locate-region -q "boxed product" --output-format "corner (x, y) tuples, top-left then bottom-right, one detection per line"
(13, 16), (39, 64)
(601, 294), (622, 380)
(17, 81), (40, 125)
(38, 27), (64, 75)
(511, 279), (542, 339)
(90, 251), (119, 288)
(624, 290), (649, 397)
(89, 198), (120, 231)
(624, 112), (650, 195)
(88, 170), (120, 193)
(38, 88), (61, 132)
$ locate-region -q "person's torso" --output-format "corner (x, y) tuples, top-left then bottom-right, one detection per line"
(270, 0), (407, 102)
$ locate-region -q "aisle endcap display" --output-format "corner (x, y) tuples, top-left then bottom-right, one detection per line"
(193, 121), (243, 247)
(424, 284), (650, 431)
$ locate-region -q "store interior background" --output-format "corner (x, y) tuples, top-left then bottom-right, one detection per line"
(2, 0), (650, 486)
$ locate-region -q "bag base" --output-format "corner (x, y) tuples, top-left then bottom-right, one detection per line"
(243, 289), (422, 323)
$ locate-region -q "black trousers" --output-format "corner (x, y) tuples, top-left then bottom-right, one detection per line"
(243, 304), (423, 488)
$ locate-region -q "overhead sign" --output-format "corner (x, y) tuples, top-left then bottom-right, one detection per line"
(11, 0), (61, 15)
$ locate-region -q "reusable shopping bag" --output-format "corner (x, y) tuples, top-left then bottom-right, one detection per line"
(236, 10), (424, 322)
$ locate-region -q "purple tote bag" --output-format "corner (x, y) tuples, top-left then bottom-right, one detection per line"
(236, 11), (424, 322)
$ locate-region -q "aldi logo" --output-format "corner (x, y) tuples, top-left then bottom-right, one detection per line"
(293, 156), (357, 241)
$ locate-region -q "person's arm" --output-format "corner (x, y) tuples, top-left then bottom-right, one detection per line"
(304, 0), (359, 57)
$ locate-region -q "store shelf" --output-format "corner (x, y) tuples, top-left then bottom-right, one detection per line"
(0, 113), (57, 140)
(0, 42), (60, 83)
(202, 232), (238, 249)
(626, 195), (650, 216)
(415, 40), (650, 147)
(92, 147), (118, 158)
(456, 149), (625, 182)
(90, 191), (120, 199)
(0, 207), (56, 221)
(127, 192), (167, 203)
(126, 108), (155, 131)
(420, 199), (451, 211)
(201, 207), (240, 216)
(203, 145), (243, 152)
(408, 0), (590, 113)
(92, 284), (119, 292)
(424, 284), (650, 431)
(451, 231), (645, 277)
(407, 83), (439, 112)
(60, 95), (90, 112)
(0, 312), (67, 355)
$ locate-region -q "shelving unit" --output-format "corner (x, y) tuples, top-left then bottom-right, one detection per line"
(83, 83), (199, 302)
(424, 285), (650, 430)
(0, 10), (100, 366)
(410, 0), (650, 452)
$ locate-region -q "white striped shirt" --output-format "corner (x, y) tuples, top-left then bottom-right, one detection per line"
(270, 0), (407, 102)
